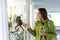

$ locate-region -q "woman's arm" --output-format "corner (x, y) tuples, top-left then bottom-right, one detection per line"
(27, 21), (38, 37)
(27, 27), (36, 37)
(46, 21), (57, 40)
(22, 21), (40, 37)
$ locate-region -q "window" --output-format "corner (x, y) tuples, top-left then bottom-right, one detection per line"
(7, 0), (26, 40)
(48, 13), (60, 26)
(7, 0), (34, 40)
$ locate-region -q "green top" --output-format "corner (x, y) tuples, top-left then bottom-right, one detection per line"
(27, 19), (57, 40)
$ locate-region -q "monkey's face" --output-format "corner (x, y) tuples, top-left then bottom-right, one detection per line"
(16, 20), (22, 26)
(16, 16), (22, 26)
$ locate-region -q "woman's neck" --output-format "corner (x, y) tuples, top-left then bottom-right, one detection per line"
(40, 18), (48, 23)
(40, 19), (45, 23)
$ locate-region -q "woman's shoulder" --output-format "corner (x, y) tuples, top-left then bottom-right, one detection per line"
(35, 20), (41, 24)
(48, 19), (54, 24)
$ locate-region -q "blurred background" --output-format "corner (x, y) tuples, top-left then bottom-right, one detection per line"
(7, 0), (60, 40)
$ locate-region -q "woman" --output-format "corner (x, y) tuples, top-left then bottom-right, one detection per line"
(23, 8), (57, 40)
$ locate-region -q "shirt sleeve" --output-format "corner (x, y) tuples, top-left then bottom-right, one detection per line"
(46, 21), (57, 40)
(27, 21), (38, 37)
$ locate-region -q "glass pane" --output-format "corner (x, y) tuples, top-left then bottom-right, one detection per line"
(7, 0), (26, 40)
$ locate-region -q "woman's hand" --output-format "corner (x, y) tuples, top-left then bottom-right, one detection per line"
(42, 32), (47, 36)
(22, 23), (28, 28)
(40, 30), (47, 36)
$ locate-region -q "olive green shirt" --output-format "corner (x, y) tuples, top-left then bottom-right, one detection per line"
(27, 19), (57, 40)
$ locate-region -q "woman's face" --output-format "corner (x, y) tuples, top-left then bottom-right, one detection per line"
(37, 11), (43, 20)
